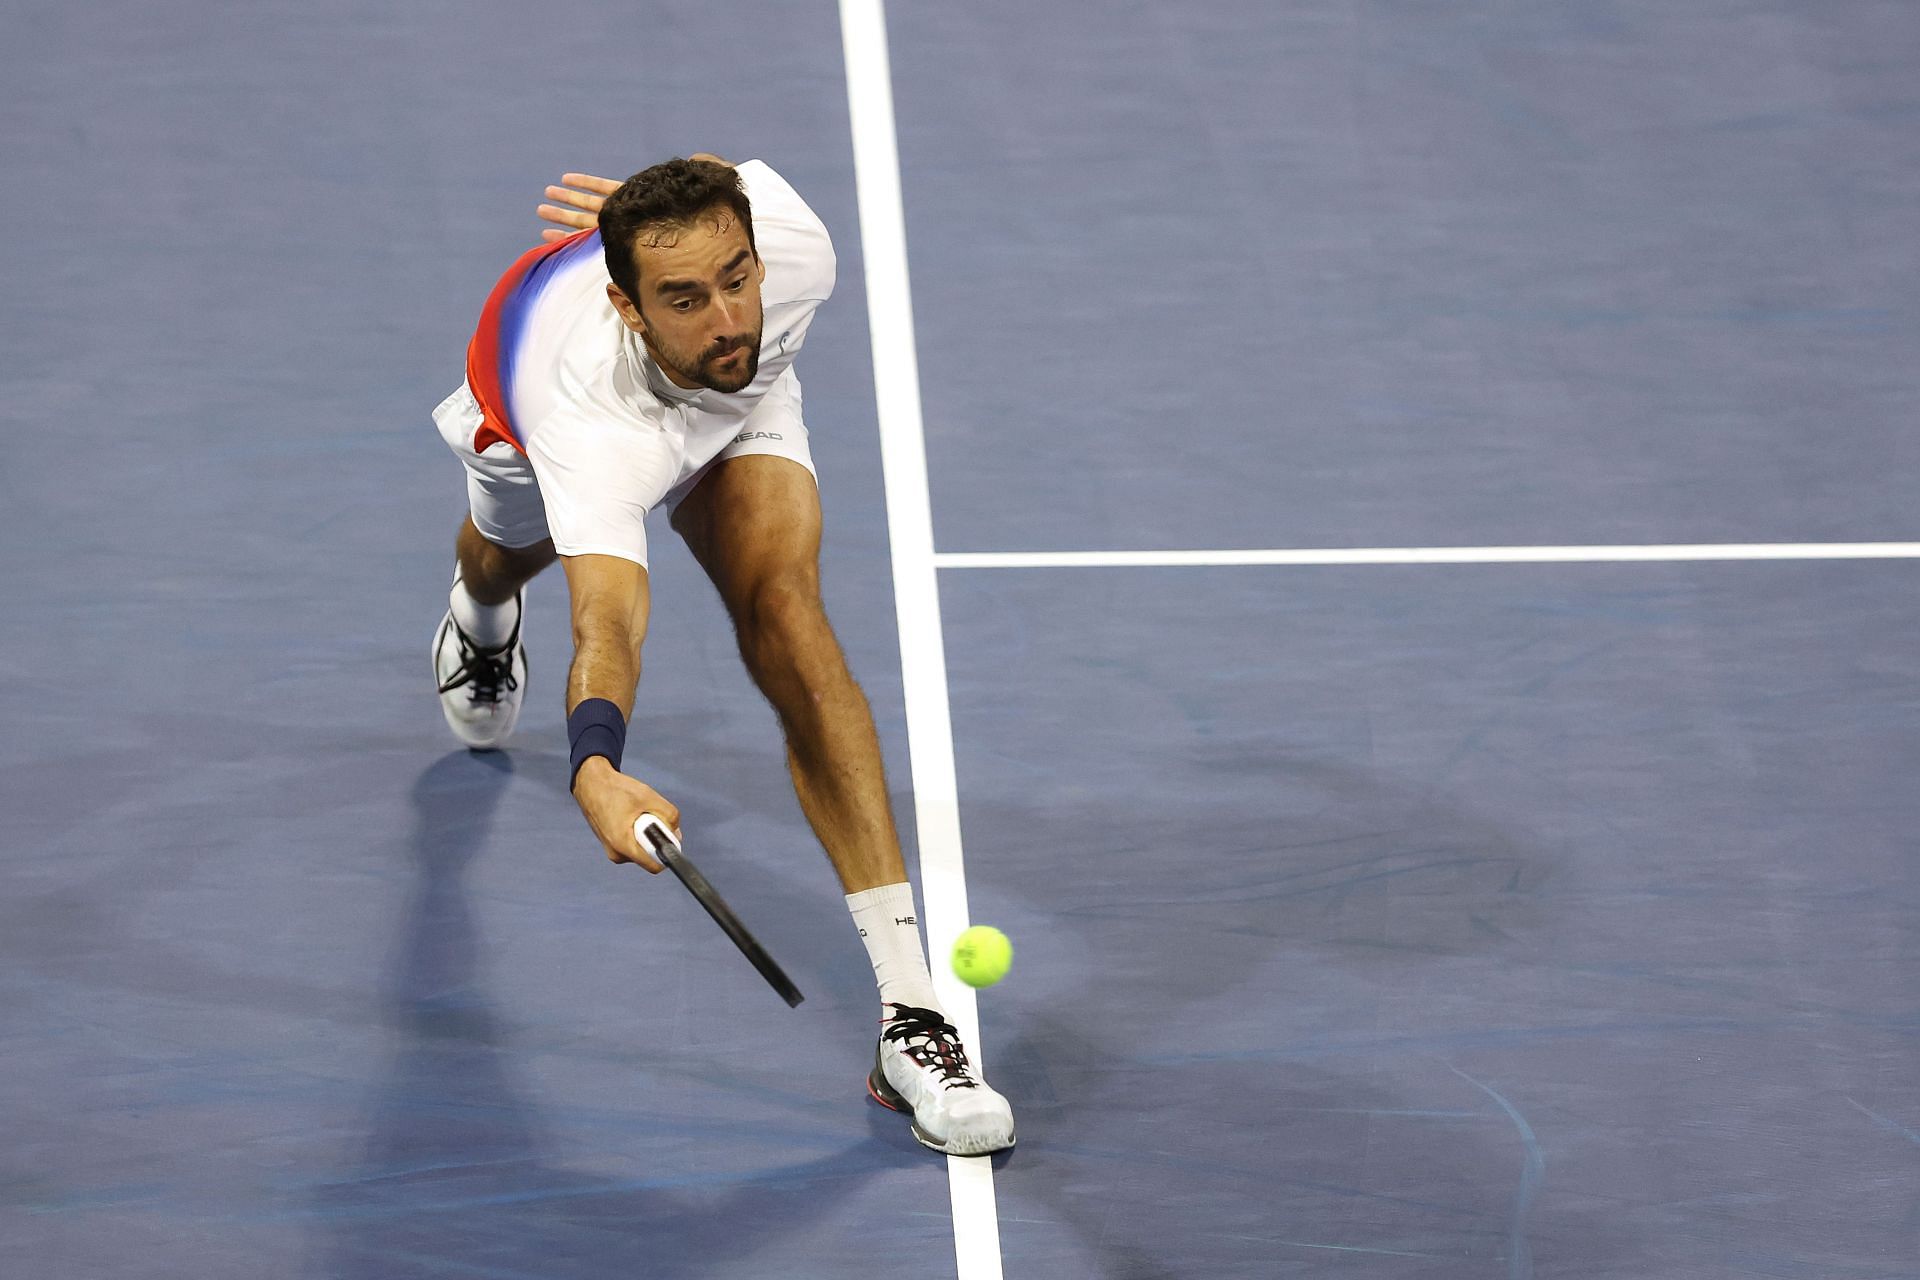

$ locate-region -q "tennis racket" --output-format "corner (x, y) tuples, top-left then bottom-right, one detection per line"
(634, 813), (805, 1008)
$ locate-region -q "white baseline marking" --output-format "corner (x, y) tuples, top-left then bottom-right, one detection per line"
(936, 542), (1920, 569)
(840, 3), (1003, 1278)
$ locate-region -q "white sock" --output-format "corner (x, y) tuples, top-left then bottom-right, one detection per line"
(847, 882), (940, 1015)
(449, 573), (519, 650)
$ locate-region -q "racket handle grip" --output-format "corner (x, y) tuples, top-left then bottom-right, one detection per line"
(634, 812), (681, 855)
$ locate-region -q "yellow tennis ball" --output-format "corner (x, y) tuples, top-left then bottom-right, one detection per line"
(951, 925), (1012, 988)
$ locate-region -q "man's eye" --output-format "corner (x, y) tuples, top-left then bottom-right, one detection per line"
(674, 299), (695, 312)
(727, 277), (747, 291)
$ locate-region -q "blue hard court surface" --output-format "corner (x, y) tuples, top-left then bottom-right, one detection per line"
(4, 3), (1917, 1276)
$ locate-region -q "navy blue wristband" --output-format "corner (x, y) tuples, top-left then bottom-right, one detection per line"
(568, 698), (627, 791)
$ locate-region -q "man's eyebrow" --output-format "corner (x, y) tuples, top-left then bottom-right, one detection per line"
(655, 249), (754, 296)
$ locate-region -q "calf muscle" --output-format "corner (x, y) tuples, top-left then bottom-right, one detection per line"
(676, 459), (907, 893)
(750, 598), (904, 894)
(457, 515), (553, 604)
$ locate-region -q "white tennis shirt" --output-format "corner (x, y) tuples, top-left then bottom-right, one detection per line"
(463, 160), (836, 563)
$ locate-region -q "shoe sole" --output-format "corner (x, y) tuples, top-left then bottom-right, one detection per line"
(432, 613), (525, 751)
(866, 1041), (1015, 1157)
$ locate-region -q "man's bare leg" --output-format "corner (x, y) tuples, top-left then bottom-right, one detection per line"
(456, 515), (555, 605)
(672, 454), (1015, 1156)
(436, 516), (555, 749)
(670, 459), (903, 894)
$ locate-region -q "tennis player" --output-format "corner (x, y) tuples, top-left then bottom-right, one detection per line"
(430, 155), (1013, 1156)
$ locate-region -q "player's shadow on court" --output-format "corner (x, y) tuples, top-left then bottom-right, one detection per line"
(309, 750), (896, 1279)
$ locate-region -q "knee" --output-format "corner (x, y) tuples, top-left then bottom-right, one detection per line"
(505, 539), (557, 575)
(738, 579), (837, 686)
(483, 539), (553, 578)
(458, 521), (554, 602)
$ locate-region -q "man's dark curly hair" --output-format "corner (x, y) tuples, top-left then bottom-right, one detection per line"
(598, 158), (756, 311)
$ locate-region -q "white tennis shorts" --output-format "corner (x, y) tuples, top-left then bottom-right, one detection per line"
(432, 381), (817, 560)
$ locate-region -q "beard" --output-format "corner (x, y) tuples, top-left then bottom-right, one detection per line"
(652, 324), (763, 393)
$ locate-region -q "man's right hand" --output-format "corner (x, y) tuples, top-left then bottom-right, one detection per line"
(573, 756), (680, 873)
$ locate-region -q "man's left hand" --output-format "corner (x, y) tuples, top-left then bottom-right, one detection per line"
(537, 173), (618, 242)
(534, 156), (732, 242)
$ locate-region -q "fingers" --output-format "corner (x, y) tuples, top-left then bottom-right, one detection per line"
(560, 172), (621, 196)
(536, 177), (611, 241)
(536, 202), (597, 231)
(543, 184), (606, 214)
(611, 803), (682, 876)
(608, 825), (664, 874)
(636, 806), (683, 848)
(579, 766), (679, 873)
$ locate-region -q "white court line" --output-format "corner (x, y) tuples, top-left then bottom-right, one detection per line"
(936, 542), (1920, 569)
(840, 3), (1003, 1278)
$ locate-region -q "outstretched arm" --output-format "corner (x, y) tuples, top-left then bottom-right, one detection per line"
(535, 155), (732, 241)
(562, 552), (678, 871)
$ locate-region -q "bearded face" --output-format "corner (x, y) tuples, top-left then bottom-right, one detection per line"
(608, 206), (766, 394)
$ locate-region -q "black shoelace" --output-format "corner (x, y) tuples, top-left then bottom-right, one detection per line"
(438, 614), (520, 705)
(882, 1003), (979, 1088)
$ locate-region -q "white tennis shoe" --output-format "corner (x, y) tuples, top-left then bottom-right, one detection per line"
(867, 1003), (1015, 1156)
(432, 594), (526, 750)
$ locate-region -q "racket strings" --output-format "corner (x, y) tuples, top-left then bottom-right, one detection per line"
(880, 1003), (980, 1088)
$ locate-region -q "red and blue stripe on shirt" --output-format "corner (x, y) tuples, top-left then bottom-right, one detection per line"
(464, 227), (604, 455)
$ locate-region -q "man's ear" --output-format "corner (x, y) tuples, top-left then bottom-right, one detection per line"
(755, 252), (766, 284)
(607, 282), (646, 334)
